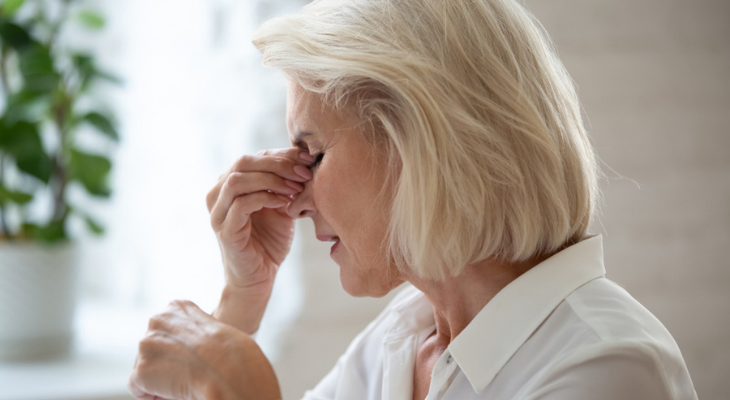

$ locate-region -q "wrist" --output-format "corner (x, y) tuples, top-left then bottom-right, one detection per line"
(213, 283), (273, 334)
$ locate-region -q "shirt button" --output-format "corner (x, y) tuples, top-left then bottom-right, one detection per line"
(446, 354), (453, 364)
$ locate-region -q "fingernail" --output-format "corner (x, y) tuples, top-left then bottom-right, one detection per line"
(299, 152), (315, 162)
(293, 165), (313, 180)
(276, 194), (292, 202)
(285, 180), (304, 191)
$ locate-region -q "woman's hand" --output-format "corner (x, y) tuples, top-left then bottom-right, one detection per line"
(206, 147), (313, 333)
(128, 300), (281, 400)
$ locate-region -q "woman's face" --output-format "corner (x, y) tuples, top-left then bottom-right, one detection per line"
(285, 82), (404, 297)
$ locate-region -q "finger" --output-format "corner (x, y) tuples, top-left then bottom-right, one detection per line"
(129, 354), (171, 400)
(206, 151), (312, 212)
(220, 192), (291, 236)
(131, 331), (189, 398)
(252, 147), (316, 168)
(129, 371), (157, 400)
(209, 172), (301, 228)
(128, 378), (156, 400)
(234, 149), (315, 181)
(129, 365), (176, 400)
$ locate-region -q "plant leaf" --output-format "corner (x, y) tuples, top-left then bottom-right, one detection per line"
(19, 44), (60, 93)
(82, 111), (119, 141)
(39, 219), (66, 242)
(20, 220), (67, 243)
(0, 21), (32, 50)
(69, 149), (112, 197)
(94, 69), (123, 85)
(20, 222), (40, 239)
(3, 90), (50, 124)
(76, 10), (105, 30)
(0, 184), (33, 205)
(1, 0), (26, 17)
(0, 120), (52, 183)
(84, 215), (104, 235)
(71, 52), (94, 90)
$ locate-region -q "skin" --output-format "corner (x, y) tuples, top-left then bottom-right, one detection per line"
(128, 82), (554, 400)
(284, 82), (403, 298)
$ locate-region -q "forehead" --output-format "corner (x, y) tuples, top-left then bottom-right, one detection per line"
(287, 82), (321, 141)
(287, 82), (321, 122)
(286, 82), (358, 145)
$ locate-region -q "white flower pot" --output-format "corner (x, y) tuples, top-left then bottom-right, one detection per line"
(0, 241), (80, 361)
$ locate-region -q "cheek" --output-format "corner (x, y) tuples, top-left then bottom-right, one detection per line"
(310, 167), (340, 222)
(313, 163), (370, 244)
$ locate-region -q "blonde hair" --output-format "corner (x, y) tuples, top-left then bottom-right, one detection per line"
(253, 0), (600, 280)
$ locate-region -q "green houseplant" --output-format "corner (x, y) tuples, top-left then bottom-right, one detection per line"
(0, 0), (119, 361)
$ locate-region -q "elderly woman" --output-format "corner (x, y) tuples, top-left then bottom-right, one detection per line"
(128, 0), (697, 399)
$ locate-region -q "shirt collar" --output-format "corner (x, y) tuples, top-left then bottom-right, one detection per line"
(448, 235), (606, 394)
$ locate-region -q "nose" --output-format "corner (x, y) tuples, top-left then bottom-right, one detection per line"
(286, 178), (316, 218)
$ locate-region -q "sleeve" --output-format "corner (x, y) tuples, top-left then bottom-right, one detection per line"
(523, 343), (682, 400)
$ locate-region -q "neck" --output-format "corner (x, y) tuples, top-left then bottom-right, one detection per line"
(407, 254), (551, 344)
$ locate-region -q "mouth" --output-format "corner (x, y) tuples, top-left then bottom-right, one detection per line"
(316, 235), (341, 256)
(329, 238), (340, 255)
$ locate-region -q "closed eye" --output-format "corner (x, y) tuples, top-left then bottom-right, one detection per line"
(310, 153), (324, 169)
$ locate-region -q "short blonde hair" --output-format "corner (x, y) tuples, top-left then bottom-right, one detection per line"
(253, 0), (600, 280)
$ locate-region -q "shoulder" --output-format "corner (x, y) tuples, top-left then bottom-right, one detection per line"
(564, 278), (684, 357)
(527, 278), (698, 400)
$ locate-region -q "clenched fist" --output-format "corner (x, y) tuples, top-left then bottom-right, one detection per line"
(128, 300), (281, 400)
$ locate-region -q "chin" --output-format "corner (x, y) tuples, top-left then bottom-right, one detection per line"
(339, 267), (369, 298)
(339, 265), (404, 298)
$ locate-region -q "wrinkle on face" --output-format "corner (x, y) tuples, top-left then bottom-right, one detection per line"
(286, 81), (404, 298)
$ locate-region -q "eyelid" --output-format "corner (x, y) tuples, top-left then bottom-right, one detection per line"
(310, 153), (324, 169)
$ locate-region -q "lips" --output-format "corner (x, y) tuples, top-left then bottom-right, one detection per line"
(316, 235), (340, 256)
(329, 238), (340, 255)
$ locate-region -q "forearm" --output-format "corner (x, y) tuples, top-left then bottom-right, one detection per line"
(212, 282), (273, 335)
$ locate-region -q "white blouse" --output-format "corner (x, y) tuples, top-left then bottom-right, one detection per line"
(301, 236), (697, 400)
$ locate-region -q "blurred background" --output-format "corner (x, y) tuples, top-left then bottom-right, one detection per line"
(0, 0), (727, 399)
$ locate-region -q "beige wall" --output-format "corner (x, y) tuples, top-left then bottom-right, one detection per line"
(527, 1), (730, 399)
(272, 1), (730, 399)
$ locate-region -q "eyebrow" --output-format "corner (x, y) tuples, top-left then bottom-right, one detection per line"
(293, 131), (313, 148)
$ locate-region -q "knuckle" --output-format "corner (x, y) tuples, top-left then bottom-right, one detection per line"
(147, 315), (161, 330)
(147, 310), (174, 330)
(235, 154), (254, 167)
(271, 157), (288, 169)
(138, 334), (157, 354)
(176, 299), (195, 308)
(223, 172), (244, 189)
(168, 299), (185, 308)
(210, 217), (221, 231)
(231, 195), (247, 206)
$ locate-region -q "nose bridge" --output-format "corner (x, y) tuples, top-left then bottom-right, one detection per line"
(287, 178), (316, 218)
